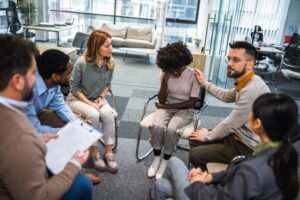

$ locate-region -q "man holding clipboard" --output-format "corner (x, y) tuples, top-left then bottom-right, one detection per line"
(0, 35), (92, 200)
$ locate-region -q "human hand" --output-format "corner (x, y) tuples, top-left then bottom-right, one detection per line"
(155, 102), (166, 109)
(41, 133), (59, 143)
(194, 69), (206, 84)
(95, 97), (104, 108)
(189, 128), (208, 141)
(89, 101), (100, 110)
(188, 168), (212, 184)
(72, 150), (89, 165)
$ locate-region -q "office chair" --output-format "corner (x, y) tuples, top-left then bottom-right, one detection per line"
(269, 33), (300, 89)
(251, 25), (269, 73)
(72, 32), (89, 55)
(5, 0), (22, 35)
(60, 32), (89, 55)
(136, 87), (208, 161)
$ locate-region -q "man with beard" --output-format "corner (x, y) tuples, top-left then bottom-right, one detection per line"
(25, 49), (100, 184)
(189, 41), (270, 170)
(25, 49), (75, 133)
(0, 35), (92, 200)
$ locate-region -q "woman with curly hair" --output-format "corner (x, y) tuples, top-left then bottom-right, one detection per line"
(67, 30), (118, 174)
(148, 41), (201, 179)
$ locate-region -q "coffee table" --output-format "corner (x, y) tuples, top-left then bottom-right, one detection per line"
(119, 47), (157, 64)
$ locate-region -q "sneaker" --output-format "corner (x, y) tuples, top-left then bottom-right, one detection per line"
(104, 153), (118, 174)
(148, 155), (161, 178)
(92, 153), (107, 172)
(155, 158), (168, 180)
(80, 168), (101, 185)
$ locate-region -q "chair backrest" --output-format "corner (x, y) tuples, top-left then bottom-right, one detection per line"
(72, 32), (89, 55)
(251, 25), (263, 45)
(283, 33), (300, 69)
(193, 87), (206, 109)
(5, 0), (21, 35)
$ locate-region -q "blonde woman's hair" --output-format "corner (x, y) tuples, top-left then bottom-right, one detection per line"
(85, 30), (114, 70)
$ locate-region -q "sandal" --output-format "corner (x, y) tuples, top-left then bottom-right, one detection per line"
(91, 153), (107, 172)
(80, 168), (101, 185)
(104, 153), (118, 174)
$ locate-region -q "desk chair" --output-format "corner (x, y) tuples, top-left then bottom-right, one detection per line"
(72, 32), (89, 55)
(136, 88), (207, 161)
(59, 32), (89, 55)
(271, 33), (300, 89)
(5, 1), (21, 35)
(251, 25), (269, 72)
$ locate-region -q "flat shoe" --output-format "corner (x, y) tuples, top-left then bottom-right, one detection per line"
(104, 154), (118, 174)
(80, 168), (101, 185)
(91, 154), (107, 172)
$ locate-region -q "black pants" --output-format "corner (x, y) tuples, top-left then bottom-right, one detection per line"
(189, 134), (253, 170)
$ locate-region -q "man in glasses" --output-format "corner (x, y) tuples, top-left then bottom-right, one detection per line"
(189, 41), (270, 170)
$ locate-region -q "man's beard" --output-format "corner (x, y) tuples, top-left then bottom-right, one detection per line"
(22, 80), (34, 101)
(227, 66), (246, 78)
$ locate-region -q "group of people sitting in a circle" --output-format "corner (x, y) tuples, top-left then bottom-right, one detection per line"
(0, 30), (299, 200)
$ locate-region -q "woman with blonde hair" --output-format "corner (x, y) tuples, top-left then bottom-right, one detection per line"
(67, 30), (118, 174)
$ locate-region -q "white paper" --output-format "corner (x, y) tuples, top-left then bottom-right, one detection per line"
(46, 119), (102, 174)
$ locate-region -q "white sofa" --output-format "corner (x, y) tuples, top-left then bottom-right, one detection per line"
(100, 23), (156, 49)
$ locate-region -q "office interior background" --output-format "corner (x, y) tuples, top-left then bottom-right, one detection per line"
(0, 0), (299, 87)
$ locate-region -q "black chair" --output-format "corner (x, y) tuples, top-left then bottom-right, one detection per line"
(5, 0), (21, 35)
(136, 87), (208, 161)
(269, 33), (300, 88)
(251, 25), (269, 72)
(59, 32), (89, 55)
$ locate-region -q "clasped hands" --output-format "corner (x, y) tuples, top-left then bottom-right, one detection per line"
(188, 167), (213, 184)
(89, 96), (104, 110)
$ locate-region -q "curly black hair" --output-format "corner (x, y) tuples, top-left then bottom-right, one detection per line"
(156, 41), (192, 72)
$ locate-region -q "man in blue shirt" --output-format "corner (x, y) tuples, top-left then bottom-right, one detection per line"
(26, 49), (75, 133)
(25, 49), (100, 184)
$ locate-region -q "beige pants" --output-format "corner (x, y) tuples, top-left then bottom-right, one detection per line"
(67, 95), (115, 145)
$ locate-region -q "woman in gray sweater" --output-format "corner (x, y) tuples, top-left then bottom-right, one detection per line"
(152, 93), (299, 200)
(67, 30), (118, 174)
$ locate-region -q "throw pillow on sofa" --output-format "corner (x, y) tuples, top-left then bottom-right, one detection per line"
(126, 27), (153, 42)
(101, 23), (127, 39)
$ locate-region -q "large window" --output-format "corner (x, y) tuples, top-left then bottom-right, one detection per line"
(166, 0), (200, 24)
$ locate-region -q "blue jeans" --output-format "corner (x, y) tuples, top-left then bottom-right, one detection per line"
(61, 174), (93, 200)
(154, 157), (190, 200)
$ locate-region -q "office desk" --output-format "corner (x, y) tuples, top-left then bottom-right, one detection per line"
(257, 46), (284, 54)
(23, 24), (82, 46)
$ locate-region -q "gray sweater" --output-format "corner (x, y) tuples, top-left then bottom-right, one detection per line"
(201, 75), (270, 149)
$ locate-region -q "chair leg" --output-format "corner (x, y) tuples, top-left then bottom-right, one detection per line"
(177, 144), (190, 151)
(136, 126), (153, 162)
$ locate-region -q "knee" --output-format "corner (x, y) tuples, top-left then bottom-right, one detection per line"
(189, 148), (198, 164)
(100, 106), (114, 121)
(86, 111), (100, 124)
(152, 125), (165, 133)
(76, 174), (93, 197)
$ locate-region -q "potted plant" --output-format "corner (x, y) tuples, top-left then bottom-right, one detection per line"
(17, 0), (37, 39)
(17, 0), (37, 25)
